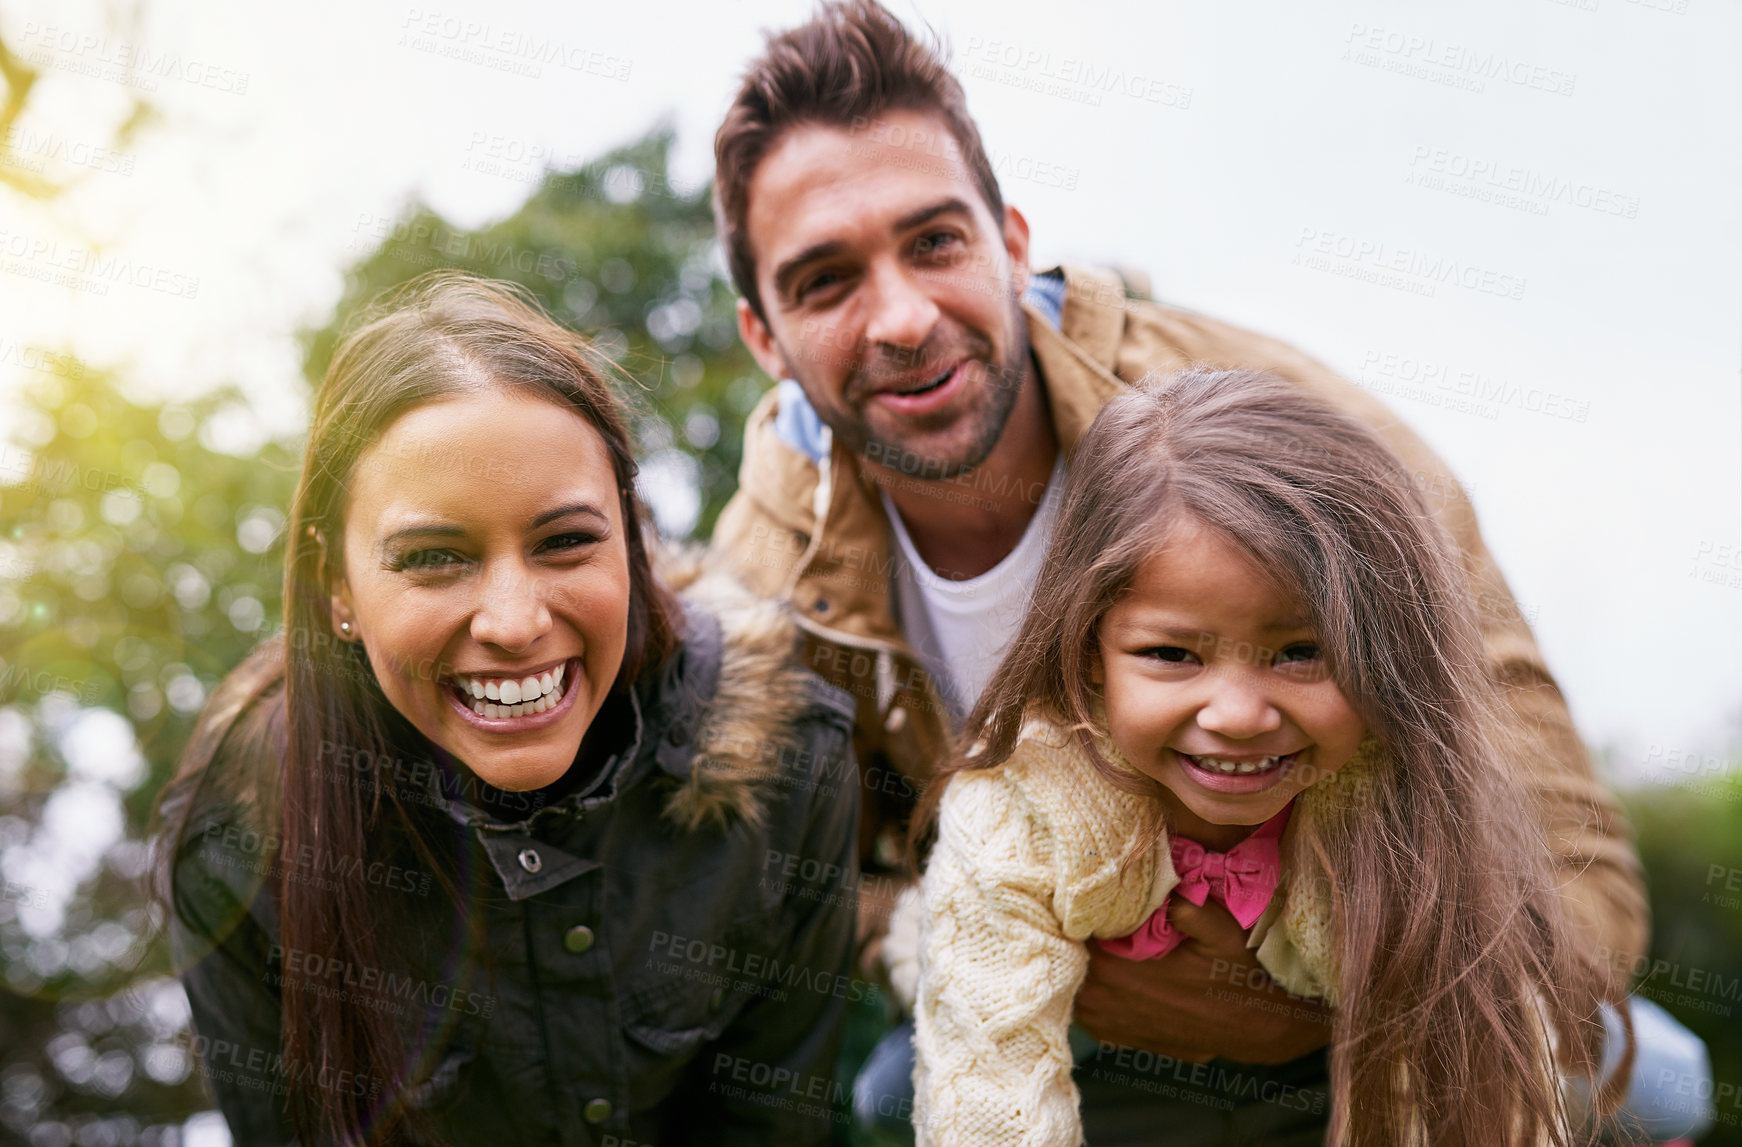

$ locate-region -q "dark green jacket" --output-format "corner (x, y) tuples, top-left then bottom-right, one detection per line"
(166, 578), (862, 1146)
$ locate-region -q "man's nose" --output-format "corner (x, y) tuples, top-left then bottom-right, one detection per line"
(862, 263), (939, 353)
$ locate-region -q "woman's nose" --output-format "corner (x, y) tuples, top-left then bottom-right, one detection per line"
(468, 564), (552, 651)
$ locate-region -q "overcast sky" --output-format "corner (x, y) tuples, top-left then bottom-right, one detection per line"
(1, 0), (1738, 776)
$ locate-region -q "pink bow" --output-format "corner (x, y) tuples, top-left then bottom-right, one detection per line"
(1098, 804), (1292, 961)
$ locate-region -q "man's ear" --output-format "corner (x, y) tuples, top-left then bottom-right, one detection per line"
(1002, 204), (1033, 296)
(737, 297), (791, 382)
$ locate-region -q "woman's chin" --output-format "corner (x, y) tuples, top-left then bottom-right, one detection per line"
(432, 715), (584, 793)
(459, 752), (575, 794)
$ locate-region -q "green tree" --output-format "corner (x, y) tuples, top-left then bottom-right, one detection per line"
(1619, 728), (1742, 1147)
(1, 365), (299, 1139)
(305, 126), (766, 540)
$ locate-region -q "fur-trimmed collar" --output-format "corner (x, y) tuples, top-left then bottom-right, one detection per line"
(651, 547), (819, 832)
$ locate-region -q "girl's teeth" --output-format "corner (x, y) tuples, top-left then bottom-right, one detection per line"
(1187, 754), (1282, 775)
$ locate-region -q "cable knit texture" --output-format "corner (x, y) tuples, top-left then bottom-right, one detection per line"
(910, 716), (1380, 1147)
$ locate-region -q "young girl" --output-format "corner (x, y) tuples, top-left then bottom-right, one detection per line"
(907, 369), (1620, 1147)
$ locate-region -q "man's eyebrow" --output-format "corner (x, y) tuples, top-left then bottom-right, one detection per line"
(893, 196), (973, 233)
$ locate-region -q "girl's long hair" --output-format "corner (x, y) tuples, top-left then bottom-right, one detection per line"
(913, 368), (1620, 1146)
(154, 272), (682, 1144)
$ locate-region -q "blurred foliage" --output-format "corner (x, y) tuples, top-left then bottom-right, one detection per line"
(1618, 744), (1742, 1147)
(305, 126), (765, 541)
(0, 365), (299, 1140)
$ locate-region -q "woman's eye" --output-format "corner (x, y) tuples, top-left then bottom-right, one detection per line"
(398, 549), (463, 571)
(539, 531), (600, 554)
(1277, 643), (1321, 664)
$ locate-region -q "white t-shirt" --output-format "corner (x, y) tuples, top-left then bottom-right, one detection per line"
(882, 454), (1068, 723)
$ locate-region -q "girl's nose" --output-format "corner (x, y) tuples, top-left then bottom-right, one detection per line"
(1195, 676), (1284, 740)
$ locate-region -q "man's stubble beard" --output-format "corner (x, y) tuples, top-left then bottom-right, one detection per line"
(790, 299), (1031, 483)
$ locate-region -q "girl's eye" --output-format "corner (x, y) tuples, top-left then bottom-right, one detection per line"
(1274, 643), (1329, 680)
(1142, 646), (1199, 665)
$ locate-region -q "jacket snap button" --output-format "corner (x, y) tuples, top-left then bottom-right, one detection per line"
(813, 597), (829, 613)
(517, 848), (542, 874)
(563, 925), (595, 954)
(583, 1097), (612, 1123)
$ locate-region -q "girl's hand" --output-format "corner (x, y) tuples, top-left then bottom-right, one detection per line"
(1074, 899), (1332, 1064)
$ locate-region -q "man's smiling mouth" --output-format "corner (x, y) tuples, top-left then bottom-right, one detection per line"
(873, 360), (965, 399)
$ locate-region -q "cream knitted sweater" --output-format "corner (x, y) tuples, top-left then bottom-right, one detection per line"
(906, 717), (1368, 1147)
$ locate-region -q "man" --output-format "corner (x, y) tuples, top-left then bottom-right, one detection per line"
(706, 0), (1652, 1137)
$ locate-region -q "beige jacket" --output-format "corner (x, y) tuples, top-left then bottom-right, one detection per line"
(708, 265), (1648, 981)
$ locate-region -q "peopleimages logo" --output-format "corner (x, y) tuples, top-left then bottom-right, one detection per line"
(20, 22), (250, 94)
(1405, 146), (1640, 219)
(1293, 228), (1527, 301)
(1341, 22), (1576, 97)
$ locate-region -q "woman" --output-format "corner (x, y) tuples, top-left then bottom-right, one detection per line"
(154, 273), (861, 1146)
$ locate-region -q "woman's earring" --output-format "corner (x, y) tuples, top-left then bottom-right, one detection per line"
(340, 621), (353, 637)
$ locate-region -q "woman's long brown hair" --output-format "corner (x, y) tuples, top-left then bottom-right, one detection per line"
(155, 272), (682, 1144)
(913, 368), (1622, 1146)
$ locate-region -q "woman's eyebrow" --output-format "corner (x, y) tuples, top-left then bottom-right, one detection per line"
(531, 502), (610, 529)
(379, 522), (466, 550)
(377, 503), (609, 551)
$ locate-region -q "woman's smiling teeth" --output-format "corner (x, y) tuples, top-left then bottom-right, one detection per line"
(1179, 751), (1290, 776)
(453, 664), (566, 718)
